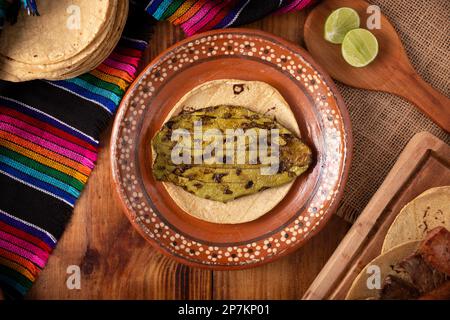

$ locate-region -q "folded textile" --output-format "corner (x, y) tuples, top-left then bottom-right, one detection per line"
(0, 0), (154, 299)
(0, 0), (315, 299)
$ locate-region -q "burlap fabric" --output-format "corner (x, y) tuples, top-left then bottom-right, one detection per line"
(335, 0), (450, 222)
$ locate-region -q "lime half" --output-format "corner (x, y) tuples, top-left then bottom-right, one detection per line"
(324, 7), (360, 44)
(342, 28), (379, 67)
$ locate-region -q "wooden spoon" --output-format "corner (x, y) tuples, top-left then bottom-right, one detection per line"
(304, 0), (450, 132)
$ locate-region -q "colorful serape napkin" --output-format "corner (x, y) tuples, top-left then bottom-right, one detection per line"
(145, 0), (314, 35)
(0, 0), (314, 299)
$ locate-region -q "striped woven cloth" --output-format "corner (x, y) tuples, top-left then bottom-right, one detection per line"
(0, 1), (153, 299)
(0, 0), (39, 30)
(0, 0), (314, 299)
(146, 0), (314, 35)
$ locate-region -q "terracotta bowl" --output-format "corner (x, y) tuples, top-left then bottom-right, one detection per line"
(111, 29), (352, 269)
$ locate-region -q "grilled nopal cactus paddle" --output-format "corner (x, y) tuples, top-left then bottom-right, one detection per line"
(152, 105), (312, 202)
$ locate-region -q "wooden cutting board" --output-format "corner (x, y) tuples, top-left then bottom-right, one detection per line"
(303, 131), (450, 300)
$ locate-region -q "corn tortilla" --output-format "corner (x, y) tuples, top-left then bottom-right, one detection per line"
(382, 186), (450, 254)
(154, 79), (303, 224)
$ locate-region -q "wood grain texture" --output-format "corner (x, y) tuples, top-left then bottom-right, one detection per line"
(27, 11), (351, 300)
(304, 0), (450, 132)
(303, 132), (450, 300)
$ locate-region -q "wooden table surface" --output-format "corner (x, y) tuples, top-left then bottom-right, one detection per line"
(28, 11), (351, 300)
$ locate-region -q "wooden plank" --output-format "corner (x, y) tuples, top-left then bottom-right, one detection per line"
(303, 132), (450, 300)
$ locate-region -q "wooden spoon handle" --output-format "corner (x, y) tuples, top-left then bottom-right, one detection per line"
(389, 72), (450, 132)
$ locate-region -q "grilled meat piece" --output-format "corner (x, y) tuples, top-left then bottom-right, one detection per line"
(398, 253), (447, 293)
(418, 281), (450, 300)
(379, 275), (421, 300)
(379, 227), (450, 300)
(418, 226), (450, 275)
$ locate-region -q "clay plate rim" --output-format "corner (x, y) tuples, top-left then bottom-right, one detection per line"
(110, 28), (353, 270)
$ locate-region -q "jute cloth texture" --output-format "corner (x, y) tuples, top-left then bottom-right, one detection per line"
(335, 0), (450, 222)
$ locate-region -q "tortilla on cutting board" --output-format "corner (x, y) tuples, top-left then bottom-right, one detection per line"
(0, 0), (128, 81)
(154, 79), (302, 224)
(382, 186), (450, 254)
(346, 240), (421, 300)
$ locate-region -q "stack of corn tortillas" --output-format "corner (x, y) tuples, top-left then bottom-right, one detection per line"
(346, 186), (450, 299)
(0, 0), (128, 82)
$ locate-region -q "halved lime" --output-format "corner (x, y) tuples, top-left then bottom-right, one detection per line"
(324, 7), (360, 44)
(341, 28), (379, 67)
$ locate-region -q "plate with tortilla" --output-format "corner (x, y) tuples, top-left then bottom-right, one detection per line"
(111, 29), (352, 269)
